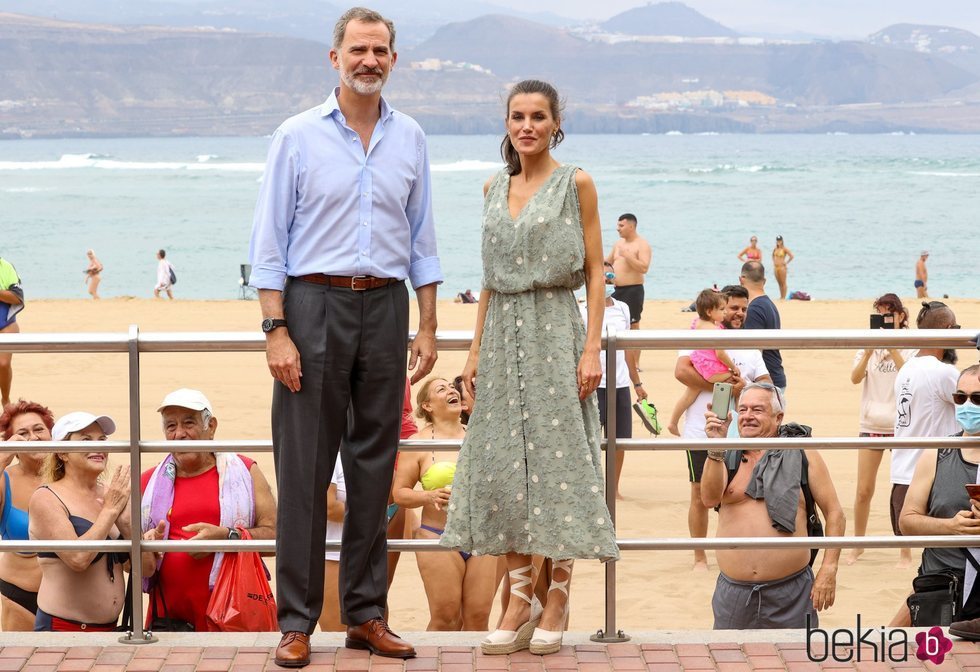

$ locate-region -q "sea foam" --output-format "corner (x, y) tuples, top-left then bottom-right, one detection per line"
(0, 154), (262, 171)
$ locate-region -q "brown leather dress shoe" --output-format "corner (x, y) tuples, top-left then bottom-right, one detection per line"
(346, 618), (416, 659)
(274, 631), (311, 668)
(950, 618), (980, 640)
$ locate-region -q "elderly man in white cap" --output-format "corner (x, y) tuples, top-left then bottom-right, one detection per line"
(139, 389), (277, 632)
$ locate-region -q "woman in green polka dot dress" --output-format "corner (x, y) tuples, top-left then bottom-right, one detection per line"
(441, 80), (619, 656)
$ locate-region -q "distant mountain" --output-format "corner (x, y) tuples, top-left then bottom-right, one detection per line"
(0, 0), (576, 46)
(601, 2), (737, 38)
(411, 15), (975, 106)
(869, 24), (980, 76)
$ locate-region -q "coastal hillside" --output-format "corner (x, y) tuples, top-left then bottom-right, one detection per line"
(869, 23), (980, 76)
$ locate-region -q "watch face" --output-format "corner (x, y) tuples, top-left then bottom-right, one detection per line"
(228, 528), (241, 540)
(261, 318), (273, 333)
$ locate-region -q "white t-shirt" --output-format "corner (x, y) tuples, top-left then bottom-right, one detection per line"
(854, 348), (918, 434)
(677, 348), (769, 438)
(324, 460), (346, 561)
(890, 355), (960, 485)
(155, 259), (173, 289)
(581, 299), (632, 389)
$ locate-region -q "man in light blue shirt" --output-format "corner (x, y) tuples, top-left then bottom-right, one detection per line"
(249, 7), (441, 666)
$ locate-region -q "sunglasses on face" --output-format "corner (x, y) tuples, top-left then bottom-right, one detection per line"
(953, 391), (980, 405)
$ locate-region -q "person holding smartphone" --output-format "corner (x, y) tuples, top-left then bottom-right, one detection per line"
(847, 293), (916, 566)
(892, 364), (980, 630)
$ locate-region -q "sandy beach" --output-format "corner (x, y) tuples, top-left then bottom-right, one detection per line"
(5, 296), (980, 633)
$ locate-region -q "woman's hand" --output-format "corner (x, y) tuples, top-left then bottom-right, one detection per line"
(100, 465), (131, 515)
(462, 352), (479, 400)
(577, 349), (602, 400)
(427, 487), (452, 511)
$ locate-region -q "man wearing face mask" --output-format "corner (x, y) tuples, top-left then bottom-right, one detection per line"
(890, 301), (961, 567)
(579, 262), (646, 499)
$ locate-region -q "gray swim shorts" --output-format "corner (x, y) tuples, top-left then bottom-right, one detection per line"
(712, 565), (817, 629)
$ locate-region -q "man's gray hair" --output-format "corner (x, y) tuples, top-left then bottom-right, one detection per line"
(742, 382), (784, 414)
(740, 261), (765, 283)
(333, 7), (396, 51)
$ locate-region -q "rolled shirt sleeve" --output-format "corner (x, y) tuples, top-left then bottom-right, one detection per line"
(405, 130), (443, 290)
(249, 129), (299, 291)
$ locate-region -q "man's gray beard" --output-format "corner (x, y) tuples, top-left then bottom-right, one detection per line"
(341, 70), (386, 95)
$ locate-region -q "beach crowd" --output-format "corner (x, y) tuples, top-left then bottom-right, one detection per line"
(0, 3), (979, 665)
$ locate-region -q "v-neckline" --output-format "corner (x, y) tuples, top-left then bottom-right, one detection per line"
(504, 164), (562, 222)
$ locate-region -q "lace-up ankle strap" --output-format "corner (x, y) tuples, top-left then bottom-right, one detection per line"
(549, 559), (573, 597)
(509, 563), (534, 605)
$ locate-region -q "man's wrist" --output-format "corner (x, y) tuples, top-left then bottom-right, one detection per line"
(633, 381), (643, 388)
(706, 449), (726, 462)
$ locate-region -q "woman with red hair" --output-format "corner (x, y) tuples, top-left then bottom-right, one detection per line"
(0, 400), (53, 630)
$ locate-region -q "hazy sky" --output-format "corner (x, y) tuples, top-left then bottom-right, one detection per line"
(501, 0), (980, 38)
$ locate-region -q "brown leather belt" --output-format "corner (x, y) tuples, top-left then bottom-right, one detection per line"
(293, 274), (397, 291)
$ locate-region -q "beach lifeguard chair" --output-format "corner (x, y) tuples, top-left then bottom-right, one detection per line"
(239, 264), (256, 300)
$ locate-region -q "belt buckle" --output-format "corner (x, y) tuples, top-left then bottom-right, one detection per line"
(350, 275), (369, 291)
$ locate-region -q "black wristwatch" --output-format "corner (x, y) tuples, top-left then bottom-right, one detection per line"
(227, 527), (242, 540)
(261, 318), (288, 333)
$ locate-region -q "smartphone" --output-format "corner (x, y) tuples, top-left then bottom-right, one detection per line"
(965, 484), (980, 500)
(711, 382), (734, 418)
(870, 314), (895, 329)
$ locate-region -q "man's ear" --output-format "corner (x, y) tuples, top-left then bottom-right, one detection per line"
(775, 412), (784, 426)
(207, 417), (218, 439)
(329, 49), (340, 71)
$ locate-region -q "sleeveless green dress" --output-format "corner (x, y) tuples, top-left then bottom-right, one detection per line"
(441, 165), (620, 561)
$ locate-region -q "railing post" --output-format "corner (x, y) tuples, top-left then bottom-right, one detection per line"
(592, 327), (629, 643)
(121, 325), (156, 644)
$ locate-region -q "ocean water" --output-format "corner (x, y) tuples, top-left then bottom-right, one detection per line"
(1, 133), (978, 300)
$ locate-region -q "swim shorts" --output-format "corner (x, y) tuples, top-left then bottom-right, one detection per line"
(686, 450), (708, 483)
(914, 280), (925, 289)
(612, 284), (644, 323)
(712, 566), (817, 629)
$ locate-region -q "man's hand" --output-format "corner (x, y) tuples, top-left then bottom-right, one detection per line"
(409, 327), (437, 384)
(704, 403), (732, 439)
(635, 385), (648, 402)
(266, 331), (302, 392)
(811, 567), (837, 611)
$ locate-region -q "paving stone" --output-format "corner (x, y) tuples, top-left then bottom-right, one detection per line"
(782, 663), (821, 672)
(611, 658), (647, 670)
(644, 664), (682, 672)
(473, 657), (509, 669)
(55, 660), (93, 672)
(0, 651), (34, 660)
(227, 666), (264, 672)
(676, 646), (711, 658)
(743, 645), (779, 657)
(709, 645), (741, 652)
(574, 646), (609, 653)
(403, 659), (437, 671)
(233, 655), (270, 667)
(575, 652), (610, 663)
(133, 649), (171, 660)
(195, 660), (232, 672)
(94, 653), (132, 666)
(507, 663), (543, 672)
(27, 656), (63, 667)
(543, 656), (579, 669)
(158, 666), (198, 672)
(123, 660), (164, 672)
(61, 650), (100, 661)
(0, 660), (27, 672)
(202, 649), (239, 660)
(575, 665), (614, 672)
(746, 655), (783, 669)
(717, 664), (752, 672)
(712, 651), (747, 663)
(332, 659), (369, 672)
(608, 645), (642, 657)
(644, 652), (678, 664)
(88, 665), (127, 672)
(641, 646), (676, 652)
(677, 656), (716, 669)
(440, 653), (473, 664)
(163, 654), (202, 666)
(22, 666), (58, 672)
(439, 664), (475, 672)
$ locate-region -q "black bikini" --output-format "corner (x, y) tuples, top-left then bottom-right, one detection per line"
(35, 485), (127, 580)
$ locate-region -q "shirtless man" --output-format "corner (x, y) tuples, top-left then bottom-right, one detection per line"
(606, 213), (651, 369)
(701, 384), (844, 628)
(915, 251), (929, 298)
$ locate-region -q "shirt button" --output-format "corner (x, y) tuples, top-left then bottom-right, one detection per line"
(362, 193), (368, 197)
(361, 250), (367, 256)
(362, 221), (368, 227)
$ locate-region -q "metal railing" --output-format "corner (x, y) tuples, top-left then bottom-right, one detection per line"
(0, 327), (977, 643)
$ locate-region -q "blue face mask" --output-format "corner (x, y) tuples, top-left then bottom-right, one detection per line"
(956, 402), (980, 435)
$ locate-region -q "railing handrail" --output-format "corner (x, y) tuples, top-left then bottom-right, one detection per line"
(3, 324), (979, 642)
(2, 328), (976, 353)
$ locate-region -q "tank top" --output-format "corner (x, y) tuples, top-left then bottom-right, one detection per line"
(922, 447), (979, 574)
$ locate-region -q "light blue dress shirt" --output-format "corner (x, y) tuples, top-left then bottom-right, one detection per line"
(249, 88), (443, 291)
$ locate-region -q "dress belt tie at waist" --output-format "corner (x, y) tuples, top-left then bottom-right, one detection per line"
(293, 274), (396, 291)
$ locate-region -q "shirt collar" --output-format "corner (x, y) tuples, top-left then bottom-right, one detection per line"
(321, 87), (394, 125)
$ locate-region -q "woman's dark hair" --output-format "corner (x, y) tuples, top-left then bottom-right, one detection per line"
(452, 376), (470, 426)
(873, 293), (909, 329)
(500, 80), (565, 176)
(695, 288), (725, 322)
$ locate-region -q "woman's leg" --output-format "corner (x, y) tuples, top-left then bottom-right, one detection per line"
(89, 275), (101, 299)
(538, 559), (572, 632)
(316, 561), (344, 632)
(848, 448), (884, 564)
(0, 594), (36, 632)
(496, 553), (534, 631)
(415, 528), (465, 631)
(460, 555), (499, 631)
(775, 266), (788, 300)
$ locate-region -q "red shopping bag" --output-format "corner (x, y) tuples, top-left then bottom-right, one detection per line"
(205, 528), (278, 632)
